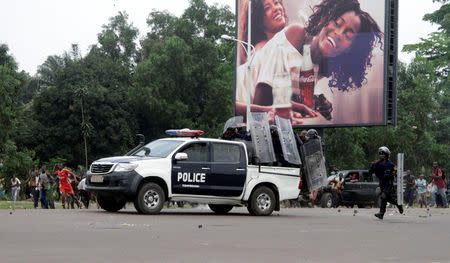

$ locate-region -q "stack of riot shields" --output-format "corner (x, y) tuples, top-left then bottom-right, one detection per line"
(222, 113), (327, 192)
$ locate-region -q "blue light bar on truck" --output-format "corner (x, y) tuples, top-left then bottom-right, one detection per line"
(165, 129), (204, 137)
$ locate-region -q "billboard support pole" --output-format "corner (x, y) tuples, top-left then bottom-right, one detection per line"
(397, 153), (404, 205)
(246, 0), (252, 131)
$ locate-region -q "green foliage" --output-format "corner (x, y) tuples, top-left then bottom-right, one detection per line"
(0, 45), (35, 184)
(1, 140), (34, 183)
(132, 0), (235, 139)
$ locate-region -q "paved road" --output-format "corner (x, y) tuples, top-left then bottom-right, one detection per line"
(1, 206), (449, 263)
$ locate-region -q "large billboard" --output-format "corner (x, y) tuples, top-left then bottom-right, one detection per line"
(234, 0), (396, 127)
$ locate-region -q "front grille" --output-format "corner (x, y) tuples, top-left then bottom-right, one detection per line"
(91, 163), (114, 174)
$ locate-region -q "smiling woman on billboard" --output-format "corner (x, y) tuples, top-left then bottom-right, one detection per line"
(235, 0), (386, 126)
(237, 0), (289, 65)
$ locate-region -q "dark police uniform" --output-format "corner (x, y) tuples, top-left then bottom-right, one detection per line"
(369, 159), (402, 216)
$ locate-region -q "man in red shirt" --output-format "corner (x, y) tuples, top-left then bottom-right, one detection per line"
(53, 162), (77, 209)
(431, 161), (448, 208)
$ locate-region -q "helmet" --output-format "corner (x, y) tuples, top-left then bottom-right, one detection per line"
(378, 146), (390, 156)
(306, 129), (318, 140)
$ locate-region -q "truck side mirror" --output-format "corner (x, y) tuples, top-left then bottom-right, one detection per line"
(174, 153), (188, 161)
(144, 147), (151, 157)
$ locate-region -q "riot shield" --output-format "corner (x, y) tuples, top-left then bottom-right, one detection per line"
(248, 112), (276, 164)
(275, 116), (301, 165)
(300, 138), (328, 191)
(223, 116), (244, 134)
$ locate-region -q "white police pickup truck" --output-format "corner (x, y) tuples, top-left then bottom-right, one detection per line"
(86, 128), (301, 216)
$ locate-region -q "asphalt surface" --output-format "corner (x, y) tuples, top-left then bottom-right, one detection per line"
(1, 205), (449, 263)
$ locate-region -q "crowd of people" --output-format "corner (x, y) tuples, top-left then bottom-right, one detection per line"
(403, 162), (449, 208)
(1, 163), (91, 209)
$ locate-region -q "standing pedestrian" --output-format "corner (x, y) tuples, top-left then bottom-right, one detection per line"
(427, 179), (436, 207)
(369, 146), (403, 220)
(31, 166), (40, 208)
(431, 161), (448, 208)
(26, 165), (39, 202)
(77, 177), (90, 209)
(10, 175), (21, 202)
(38, 165), (50, 209)
(0, 178), (6, 200)
(404, 170), (416, 207)
(330, 165), (339, 178)
(68, 171), (81, 209)
(416, 174), (427, 208)
(330, 172), (344, 207)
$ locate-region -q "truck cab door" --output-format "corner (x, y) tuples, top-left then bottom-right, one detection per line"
(341, 172), (361, 202)
(172, 142), (211, 195)
(210, 142), (247, 197)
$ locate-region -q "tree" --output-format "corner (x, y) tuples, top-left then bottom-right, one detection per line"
(132, 0), (235, 139)
(0, 44), (35, 182)
(401, 0), (450, 172)
(96, 11), (139, 68)
(30, 24), (139, 167)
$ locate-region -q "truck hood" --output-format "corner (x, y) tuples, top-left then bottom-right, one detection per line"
(94, 156), (160, 163)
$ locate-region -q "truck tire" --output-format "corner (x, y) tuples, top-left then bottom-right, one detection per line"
(135, 182), (165, 215)
(320, 192), (332, 208)
(97, 194), (126, 212)
(248, 186), (276, 216)
(208, 204), (233, 214)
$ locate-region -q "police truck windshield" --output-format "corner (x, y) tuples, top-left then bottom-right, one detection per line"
(133, 140), (184, 158)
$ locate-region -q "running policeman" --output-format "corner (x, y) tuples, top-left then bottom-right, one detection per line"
(370, 146), (403, 220)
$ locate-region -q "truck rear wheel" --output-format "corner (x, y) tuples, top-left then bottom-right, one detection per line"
(320, 192), (333, 208)
(97, 194), (126, 212)
(248, 186), (276, 216)
(135, 182), (165, 215)
(208, 204), (233, 214)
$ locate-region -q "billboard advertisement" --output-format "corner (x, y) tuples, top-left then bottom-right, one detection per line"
(235, 0), (390, 127)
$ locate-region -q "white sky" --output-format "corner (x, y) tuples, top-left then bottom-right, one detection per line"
(0, 0), (441, 75)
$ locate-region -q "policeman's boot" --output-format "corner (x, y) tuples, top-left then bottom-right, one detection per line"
(397, 204), (403, 214)
(374, 212), (384, 220)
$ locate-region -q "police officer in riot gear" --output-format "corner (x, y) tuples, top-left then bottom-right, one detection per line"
(306, 129), (318, 140)
(370, 146), (403, 220)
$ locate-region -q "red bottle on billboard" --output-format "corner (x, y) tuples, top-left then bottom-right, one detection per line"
(298, 44), (315, 108)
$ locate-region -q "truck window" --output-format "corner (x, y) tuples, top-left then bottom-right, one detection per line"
(362, 171), (372, 182)
(133, 139), (184, 157)
(213, 143), (240, 163)
(346, 172), (359, 182)
(179, 142), (209, 162)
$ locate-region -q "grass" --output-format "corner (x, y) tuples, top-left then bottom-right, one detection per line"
(0, 201), (36, 209)
(0, 200), (82, 210)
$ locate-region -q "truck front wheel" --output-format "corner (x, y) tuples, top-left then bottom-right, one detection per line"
(208, 204), (233, 214)
(248, 186), (276, 216)
(97, 194), (126, 212)
(135, 182), (165, 215)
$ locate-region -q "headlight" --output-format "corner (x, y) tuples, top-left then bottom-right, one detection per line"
(114, 163), (138, 172)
